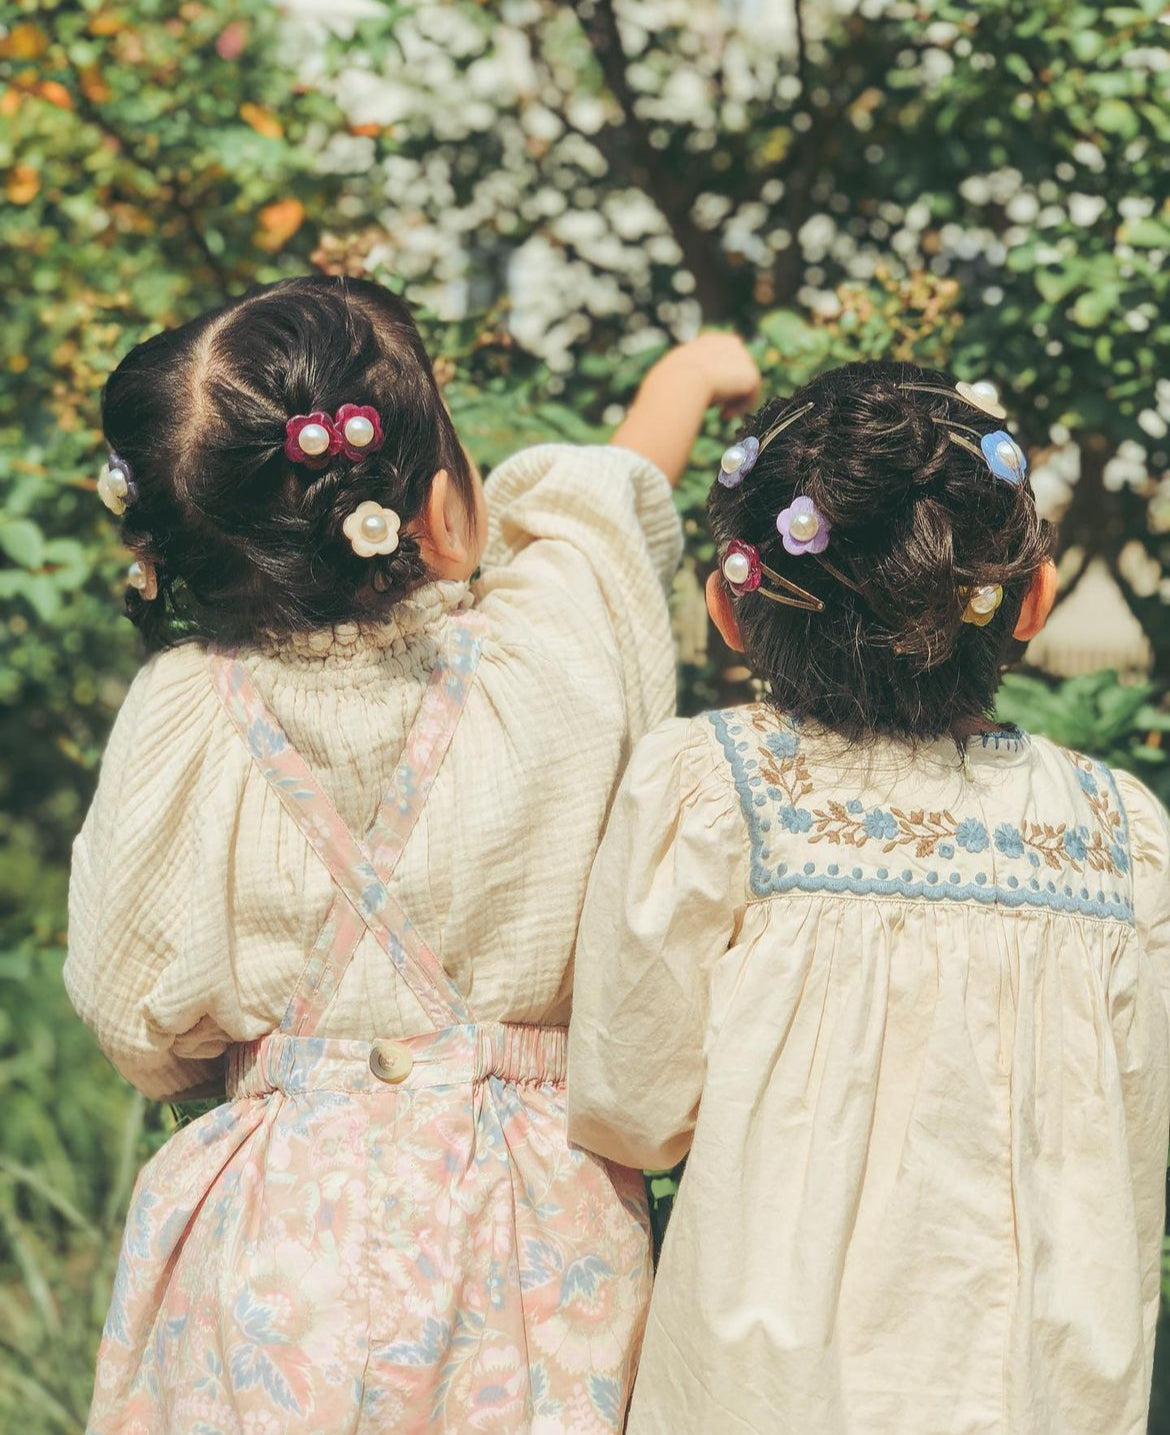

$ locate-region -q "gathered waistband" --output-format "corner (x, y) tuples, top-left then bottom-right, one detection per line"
(226, 1021), (567, 1098)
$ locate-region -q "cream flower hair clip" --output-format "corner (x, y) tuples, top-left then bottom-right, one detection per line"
(343, 500), (400, 558)
(97, 454), (137, 515)
(127, 559), (159, 601)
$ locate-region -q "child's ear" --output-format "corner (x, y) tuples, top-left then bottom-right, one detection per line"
(1014, 558), (1058, 642)
(706, 570), (746, 653)
(415, 469), (472, 574)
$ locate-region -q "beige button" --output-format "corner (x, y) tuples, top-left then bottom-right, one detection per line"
(369, 1040), (413, 1084)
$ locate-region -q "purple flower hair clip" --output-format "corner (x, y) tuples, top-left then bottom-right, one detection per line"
(718, 436), (760, 489)
(777, 495), (831, 556)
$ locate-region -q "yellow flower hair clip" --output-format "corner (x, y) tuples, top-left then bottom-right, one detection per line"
(960, 584), (1003, 627)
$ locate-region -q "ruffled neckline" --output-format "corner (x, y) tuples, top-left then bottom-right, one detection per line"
(246, 580), (473, 678)
(754, 707), (1033, 773)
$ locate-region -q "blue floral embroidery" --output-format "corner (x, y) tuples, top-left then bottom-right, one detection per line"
(780, 805), (813, 833)
(766, 730), (800, 760)
(708, 708), (1134, 922)
(864, 809), (898, 840)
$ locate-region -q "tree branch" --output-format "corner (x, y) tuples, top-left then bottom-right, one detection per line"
(794, 0), (809, 98)
(567, 0), (738, 319)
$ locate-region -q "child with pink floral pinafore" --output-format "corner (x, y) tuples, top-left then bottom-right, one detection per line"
(66, 273), (761, 1434)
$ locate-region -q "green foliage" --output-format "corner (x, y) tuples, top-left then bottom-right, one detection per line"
(996, 671), (1170, 804)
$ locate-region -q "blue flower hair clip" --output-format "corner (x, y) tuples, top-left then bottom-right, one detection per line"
(980, 430), (1027, 484)
(942, 424), (1028, 486)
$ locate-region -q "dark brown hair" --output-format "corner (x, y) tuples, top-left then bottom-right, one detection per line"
(708, 361), (1053, 742)
(102, 274), (474, 648)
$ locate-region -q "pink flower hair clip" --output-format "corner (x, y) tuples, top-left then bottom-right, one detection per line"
(284, 412), (343, 469)
(334, 404), (384, 461)
(285, 404), (386, 469)
(719, 538), (824, 613)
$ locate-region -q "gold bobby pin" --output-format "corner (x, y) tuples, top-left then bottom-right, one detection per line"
(756, 401), (816, 457)
(756, 560), (826, 612)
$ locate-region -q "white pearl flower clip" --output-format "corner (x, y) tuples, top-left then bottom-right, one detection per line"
(127, 558), (159, 601)
(97, 454), (137, 515)
(343, 500), (401, 558)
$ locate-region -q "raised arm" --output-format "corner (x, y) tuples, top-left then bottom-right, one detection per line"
(611, 333), (761, 486)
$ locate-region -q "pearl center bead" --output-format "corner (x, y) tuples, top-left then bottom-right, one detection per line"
(997, 440), (1017, 462)
(971, 381), (999, 401)
(298, 423), (331, 456)
(970, 585), (1001, 614)
(344, 415), (375, 448)
(788, 511), (820, 543)
(127, 561), (147, 590)
(105, 466), (128, 498)
(721, 444), (747, 474)
(360, 511), (390, 543)
(722, 551), (752, 586)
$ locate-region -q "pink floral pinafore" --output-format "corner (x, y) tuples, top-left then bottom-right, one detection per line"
(87, 613), (652, 1435)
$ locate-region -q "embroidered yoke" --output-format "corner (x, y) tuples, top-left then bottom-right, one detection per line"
(88, 613), (651, 1435)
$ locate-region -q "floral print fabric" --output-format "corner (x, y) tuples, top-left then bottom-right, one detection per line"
(87, 613), (651, 1434)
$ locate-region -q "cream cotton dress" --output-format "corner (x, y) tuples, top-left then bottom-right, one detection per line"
(569, 702), (1170, 1435)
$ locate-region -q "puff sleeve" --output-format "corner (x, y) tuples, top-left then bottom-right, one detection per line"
(476, 444), (683, 747)
(1115, 769), (1170, 1023)
(568, 718), (742, 1170)
(65, 645), (234, 1101)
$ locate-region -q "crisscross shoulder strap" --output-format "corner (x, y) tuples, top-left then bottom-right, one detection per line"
(210, 611), (487, 1032)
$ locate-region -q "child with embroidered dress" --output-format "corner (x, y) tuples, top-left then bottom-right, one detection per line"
(65, 272), (761, 1435)
(569, 361), (1170, 1435)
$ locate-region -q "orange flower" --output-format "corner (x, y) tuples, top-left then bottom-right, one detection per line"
(0, 24), (49, 59)
(240, 103), (283, 139)
(6, 164), (41, 205)
(37, 79), (73, 110)
(79, 66), (112, 103)
(255, 198), (305, 252)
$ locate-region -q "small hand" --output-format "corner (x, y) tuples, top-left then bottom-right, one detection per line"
(667, 333), (762, 419)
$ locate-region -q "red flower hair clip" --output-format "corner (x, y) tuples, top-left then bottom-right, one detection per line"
(284, 412), (342, 470)
(284, 405), (385, 468)
(334, 404), (384, 461)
